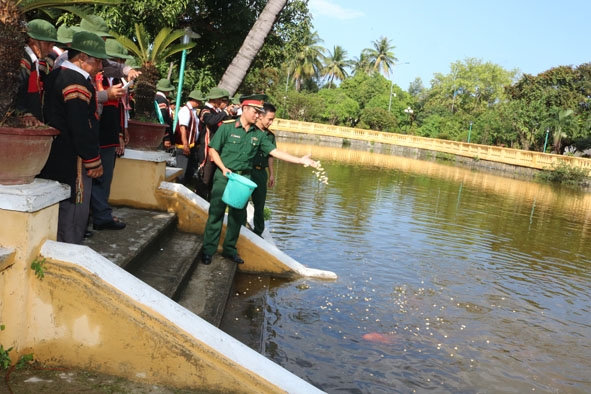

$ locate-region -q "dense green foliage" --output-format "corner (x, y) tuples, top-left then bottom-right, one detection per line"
(32, 0), (591, 156)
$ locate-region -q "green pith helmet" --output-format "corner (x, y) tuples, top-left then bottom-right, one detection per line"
(70, 31), (109, 59)
(56, 25), (74, 45)
(27, 19), (57, 42)
(125, 57), (140, 69)
(206, 87), (230, 100)
(156, 79), (175, 92)
(105, 39), (132, 60)
(189, 89), (206, 102)
(72, 15), (113, 37)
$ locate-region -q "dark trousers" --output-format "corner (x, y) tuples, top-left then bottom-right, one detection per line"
(58, 170), (92, 244)
(250, 168), (268, 236)
(91, 146), (116, 225)
(175, 146), (199, 185)
(202, 169), (247, 256)
(195, 159), (217, 201)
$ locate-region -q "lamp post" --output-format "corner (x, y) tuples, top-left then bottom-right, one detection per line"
(388, 62), (409, 112)
(543, 128), (550, 152)
(404, 106), (413, 130)
(388, 81), (396, 112)
(172, 27), (197, 133)
(468, 121), (473, 143)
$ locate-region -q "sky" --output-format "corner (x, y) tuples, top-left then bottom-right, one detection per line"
(308, 0), (591, 90)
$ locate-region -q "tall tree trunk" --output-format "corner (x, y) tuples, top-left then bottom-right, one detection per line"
(218, 0), (288, 96)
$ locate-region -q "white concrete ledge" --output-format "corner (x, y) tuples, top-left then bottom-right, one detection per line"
(0, 178), (70, 212)
(121, 149), (171, 163)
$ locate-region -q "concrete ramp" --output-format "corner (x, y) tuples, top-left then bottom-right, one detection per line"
(37, 240), (325, 393)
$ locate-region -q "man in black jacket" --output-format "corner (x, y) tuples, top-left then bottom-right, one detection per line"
(39, 31), (107, 244)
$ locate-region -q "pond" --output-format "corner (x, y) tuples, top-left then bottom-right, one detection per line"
(223, 141), (591, 394)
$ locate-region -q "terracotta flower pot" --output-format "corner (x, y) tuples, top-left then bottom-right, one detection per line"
(0, 126), (60, 185)
(126, 119), (167, 150)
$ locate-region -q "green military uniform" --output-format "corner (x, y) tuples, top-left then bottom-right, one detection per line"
(251, 129), (276, 236)
(202, 118), (276, 257)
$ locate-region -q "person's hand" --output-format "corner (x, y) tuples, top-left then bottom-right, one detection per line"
(182, 146), (190, 156)
(222, 167), (232, 177)
(127, 69), (141, 80)
(107, 84), (125, 101)
(87, 165), (103, 178)
(123, 128), (130, 145)
(116, 136), (125, 156)
(19, 114), (44, 128)
(268, 174), (275, 187)
(300, 154), (318, 168)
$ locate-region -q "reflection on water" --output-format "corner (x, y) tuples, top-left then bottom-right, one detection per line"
(224, 143), (591, 394)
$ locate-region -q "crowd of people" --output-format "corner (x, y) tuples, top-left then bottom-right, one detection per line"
(22, 15), (317, 265)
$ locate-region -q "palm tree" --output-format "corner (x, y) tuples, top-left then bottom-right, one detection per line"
(322, 45), (351, 88)
(114, 24), (196, 119)
(218, 0), (288, 96)
(363, 36), (398, 77)
(351, 51), (371, 75)
(0, 0), (118, 125)
(288, 30), (326, 91)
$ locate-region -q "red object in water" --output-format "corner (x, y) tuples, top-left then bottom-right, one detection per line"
(362, 332), (394, 344)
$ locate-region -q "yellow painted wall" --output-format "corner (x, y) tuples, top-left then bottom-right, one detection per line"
(0, 206), (57, 356)
(23, 258), (290, 393)
(110, 157), (166, 209)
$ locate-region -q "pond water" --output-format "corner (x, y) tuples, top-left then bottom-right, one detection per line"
(225, 141), (591, 394)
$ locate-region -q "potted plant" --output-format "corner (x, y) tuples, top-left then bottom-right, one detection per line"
(113, 24), (196, 150)
(0, 0), (118, 185)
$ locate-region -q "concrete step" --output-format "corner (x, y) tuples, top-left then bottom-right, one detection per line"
(84, 207), (177, 269)
(84, 206), (236, 327)
(127, 229), (202, 299)
(176, 255), (237, 327)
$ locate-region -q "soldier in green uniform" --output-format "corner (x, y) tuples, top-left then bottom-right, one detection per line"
(251, 102), (277, 237)
(201, 94), (317, 265)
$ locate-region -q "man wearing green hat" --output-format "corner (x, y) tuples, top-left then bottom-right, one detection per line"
(54, 15), (140, 103)
(201, 94), (318, 265)
(155, 79), (176, 149)
(90, 38), (133, 232)
(49, 25), (74, 66)
(17, 19), (57, 127)
(174, 89), (205, 185)
(39, 31), (108, 244)
(195, 87), (237, 201)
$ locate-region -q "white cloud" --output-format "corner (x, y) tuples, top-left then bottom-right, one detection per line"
(309, 0), (365, 20)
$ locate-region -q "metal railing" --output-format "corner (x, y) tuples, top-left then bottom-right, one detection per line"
(274, 118), (591, 174)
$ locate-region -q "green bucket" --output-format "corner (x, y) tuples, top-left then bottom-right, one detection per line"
(222, 172), (257, 209)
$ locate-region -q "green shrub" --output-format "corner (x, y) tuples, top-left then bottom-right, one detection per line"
(537, 162), (590, 186)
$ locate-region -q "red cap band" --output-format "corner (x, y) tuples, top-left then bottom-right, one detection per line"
(241, 99), (263, 107)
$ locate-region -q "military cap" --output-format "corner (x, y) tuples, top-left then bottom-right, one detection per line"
(105, 39), (132, 60)
(70, 31), (109, 59)
(156, 79), (175, 92)
(239, 94), (268, 111)
(189, 89), (206, 102)
(27, 19), (57, 42)
(206, 87), (230, 100)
